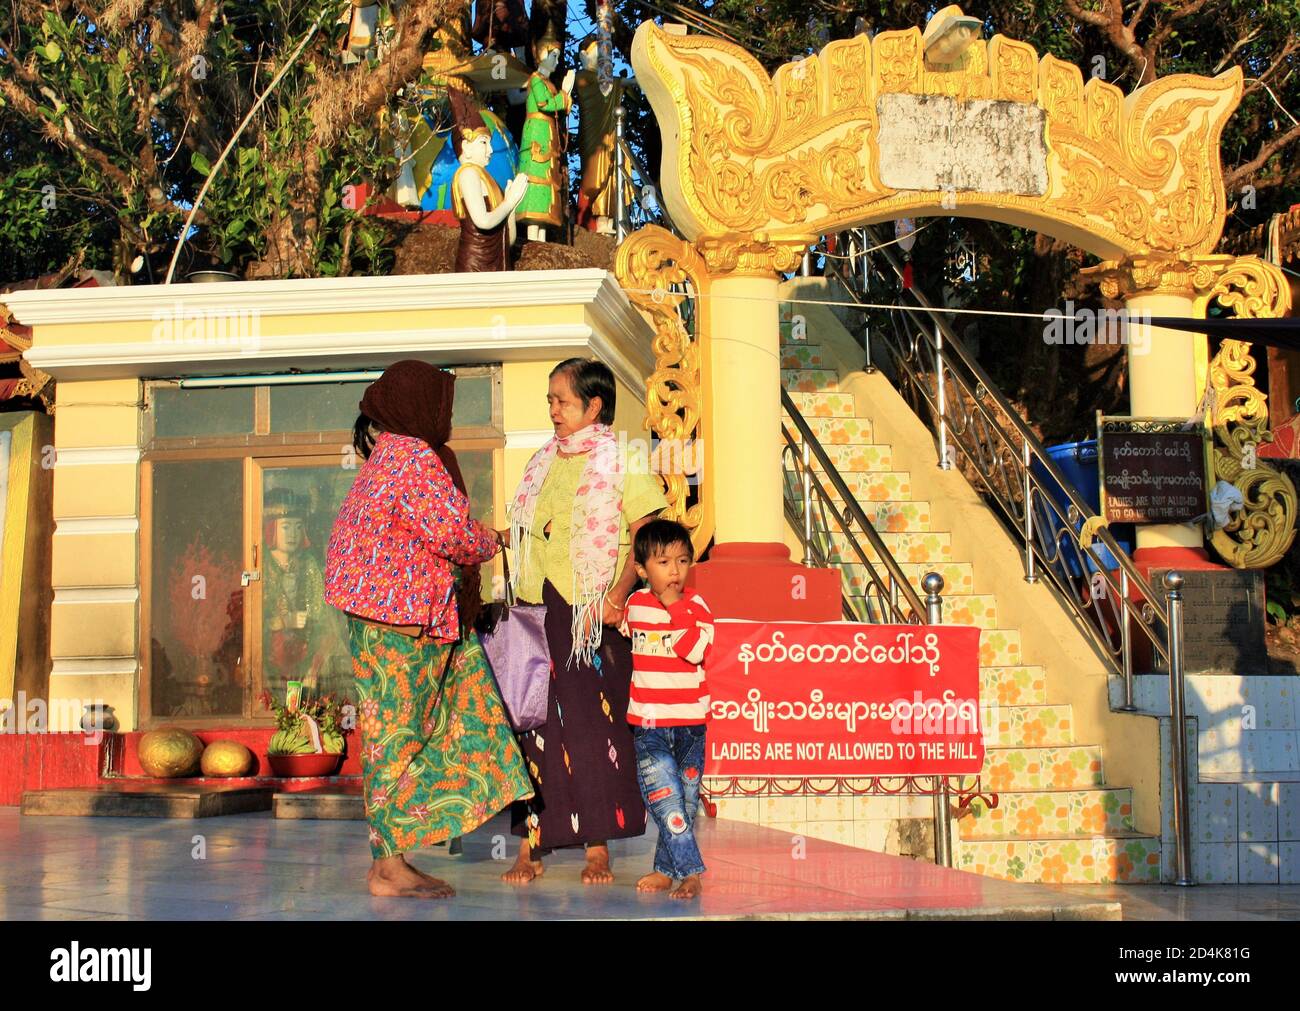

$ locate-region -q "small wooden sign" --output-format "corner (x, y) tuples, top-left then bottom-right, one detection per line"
(1098, 416), (1212, 525)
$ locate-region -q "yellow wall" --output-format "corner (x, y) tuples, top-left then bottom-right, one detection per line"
(47, 378), (140, 730)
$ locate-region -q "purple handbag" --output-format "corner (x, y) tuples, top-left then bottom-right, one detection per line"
(476, 542), (549, 732)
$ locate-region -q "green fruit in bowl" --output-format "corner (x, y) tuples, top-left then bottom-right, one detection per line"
(321, 730), (344, 755)
(269, 729), (314, 755)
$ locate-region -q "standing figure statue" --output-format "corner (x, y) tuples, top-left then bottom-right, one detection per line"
(452, 126), (529, 272)
(575, 35), (636, 235)
(515, 36), (575, 242)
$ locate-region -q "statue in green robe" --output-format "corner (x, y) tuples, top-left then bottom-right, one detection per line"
(515, 39), (575, 241)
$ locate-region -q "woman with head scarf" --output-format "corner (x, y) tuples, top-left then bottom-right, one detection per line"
(325, 360), (533, 899)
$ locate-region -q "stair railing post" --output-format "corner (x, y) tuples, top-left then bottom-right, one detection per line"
(923, 572), (953, 867)
(1165, 571), (1195, 886)
(934, 324), (950, 470)
(1118, 568), (1136, 711)
(1022, 441), (1037, 583)
(801, 439), (815, 567)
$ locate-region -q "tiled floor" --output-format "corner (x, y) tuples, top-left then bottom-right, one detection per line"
(0, 809), (1118, 920)
(1048, 882), (1300, 921)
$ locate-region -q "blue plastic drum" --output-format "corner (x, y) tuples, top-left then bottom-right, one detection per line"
(1029, 440), (1135, 578)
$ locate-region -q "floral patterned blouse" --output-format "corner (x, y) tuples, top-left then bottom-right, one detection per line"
(325, 432), (498, 642)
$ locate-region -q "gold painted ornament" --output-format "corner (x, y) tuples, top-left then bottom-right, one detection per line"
(200, 740), (255, 778)
(137, 727), (204, 778)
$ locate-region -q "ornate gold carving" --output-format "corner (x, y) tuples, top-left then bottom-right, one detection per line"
(1199, 258), (1297, 569)
(632, 11), (1242, 258)
(695, 235), (812, 276)
(1080, 254), (1237, 300)
(613, 225), (714, 554)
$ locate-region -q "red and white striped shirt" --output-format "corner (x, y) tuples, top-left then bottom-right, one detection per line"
(619, 588), (714, 727)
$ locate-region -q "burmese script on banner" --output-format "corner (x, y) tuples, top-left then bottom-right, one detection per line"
(705, 622), (983, 777)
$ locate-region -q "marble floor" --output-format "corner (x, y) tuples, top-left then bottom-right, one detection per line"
(3, 807), (1296, 921)
(0, 808), (1125, 921)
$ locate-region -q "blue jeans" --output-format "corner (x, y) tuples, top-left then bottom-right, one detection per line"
(633, 725), (707, 879)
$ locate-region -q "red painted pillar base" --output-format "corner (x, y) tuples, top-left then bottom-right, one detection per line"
(687, 542), (841, 621)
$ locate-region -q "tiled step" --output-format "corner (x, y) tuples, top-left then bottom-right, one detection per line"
(21, 783), (274, 818)
(979, 665), (1048, 707)
(955, 834), (1162, 884)
(787, 391), (857, 417)
(981, 703), (1074, 749)
(784, 443), (895, 472)
(781, 344), (828, 369)
(941, 593), (998, 628)
(960, 787), (1133, 839)
(820, 471), (913, 502)
(831, 530), (951, 565)
(837, 561), (971, 597)
(273, 784), (364, 820)
(790, 416), (874, 444)
(982, 744), (1105, 791)
(978, 628), (1022, 667)
(781, 368), (840, 392)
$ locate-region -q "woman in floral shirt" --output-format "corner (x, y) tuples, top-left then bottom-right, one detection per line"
(325, 361), (533, 899)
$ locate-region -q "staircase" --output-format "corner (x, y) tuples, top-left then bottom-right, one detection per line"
(780, 318), (1161, 884)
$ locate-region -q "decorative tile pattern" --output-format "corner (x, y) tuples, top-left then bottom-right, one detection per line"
(866, 500), (932, 532)
(1239, 842), (1281, 883)
(1192, 842), (1238, 884)
(896, 562), (973, 594)
(1282, 842), (1300, 883)
(983, 745), (1105, 791)
(780, 368), (840, 392)
(822, 471), (913, 501)
(962, 788), (1133, 840)
(978, 629), (1022, 667)
(979, 666), (1048, 707)
(1238, 782), (1280, 842)
(787, 391), (857, 417)
(795, 416), (874, 444)
(940, 594), (998, 628)
(793, 444), (895, 473)
(955, 835), (1161, 884)
(982, 704), (1073, 749)
(780, 344), (827, 369)
(1280, 784), (1300, 842)
(1195, 784), (1237, 843)
(838, 561), (969, 597)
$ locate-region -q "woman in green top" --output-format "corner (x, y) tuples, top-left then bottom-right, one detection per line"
(515, 39), (574, 240)
(502, 358), (667, 885)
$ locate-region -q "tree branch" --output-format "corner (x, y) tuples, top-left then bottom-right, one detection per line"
(1224, 120), (1300, 192)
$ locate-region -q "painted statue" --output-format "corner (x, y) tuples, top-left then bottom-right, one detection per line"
(452, 126), (529, 271)
(516, 37), (575, 241)
(575, 34), (636, 235)
(262, 494), (332, 698)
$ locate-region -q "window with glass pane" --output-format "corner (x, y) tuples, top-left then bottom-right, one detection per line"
(269, 383), (366, 434)
(152, 386), (254, 439)
(150, 460), (245, 718)
(260, 464), (358, 706)
(450, 374), (493, 429)
(455, 448), (497, 600)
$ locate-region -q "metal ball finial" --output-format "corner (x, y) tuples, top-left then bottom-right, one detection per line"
(922, 572), (945, 595)
(1163, 570), (1184, 592)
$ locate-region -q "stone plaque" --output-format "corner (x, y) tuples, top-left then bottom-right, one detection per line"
(1151, 568), (1266, 675)
(876, 94), (1048, 195)
(1099, 417), (1211, 524)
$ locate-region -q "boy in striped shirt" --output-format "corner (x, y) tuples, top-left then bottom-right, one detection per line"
(618, 518), (714, 899)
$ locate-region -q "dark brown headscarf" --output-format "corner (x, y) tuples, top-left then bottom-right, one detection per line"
(359, 360), (485, 631)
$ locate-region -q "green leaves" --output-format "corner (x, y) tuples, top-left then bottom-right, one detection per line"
(190, 151), (211, 176)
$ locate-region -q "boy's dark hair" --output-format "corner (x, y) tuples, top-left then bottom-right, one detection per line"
(634, 518), (695, 566)
(550, 357), (616, 425)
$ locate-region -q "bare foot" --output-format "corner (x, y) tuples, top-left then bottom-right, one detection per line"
(502, 839), (545, 885)
(581, 843), (614, 885)
(636, 871), (673, 893)
(669, 875), (701, 900)
(367, 857), (453, 899)
(400, 855), (456, 898)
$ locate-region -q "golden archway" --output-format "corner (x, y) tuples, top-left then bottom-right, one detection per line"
(616, 7), (1294, 566)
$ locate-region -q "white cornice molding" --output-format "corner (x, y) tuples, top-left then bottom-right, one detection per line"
(54, 587), (139, 604)
(52, 446), (140, 467)
(5, 269), (618, 324)
(55, 517), (140, 535)
(50, 657), (138, 677)
(505, 429), (555, 450)
(19, 269), (656, 392)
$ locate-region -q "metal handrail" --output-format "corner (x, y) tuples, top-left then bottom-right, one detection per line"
(818, 229), (1173, 694)
(780, 388), (927, 623)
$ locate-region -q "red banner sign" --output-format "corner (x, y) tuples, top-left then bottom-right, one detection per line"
(705, 622), (983, 777)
